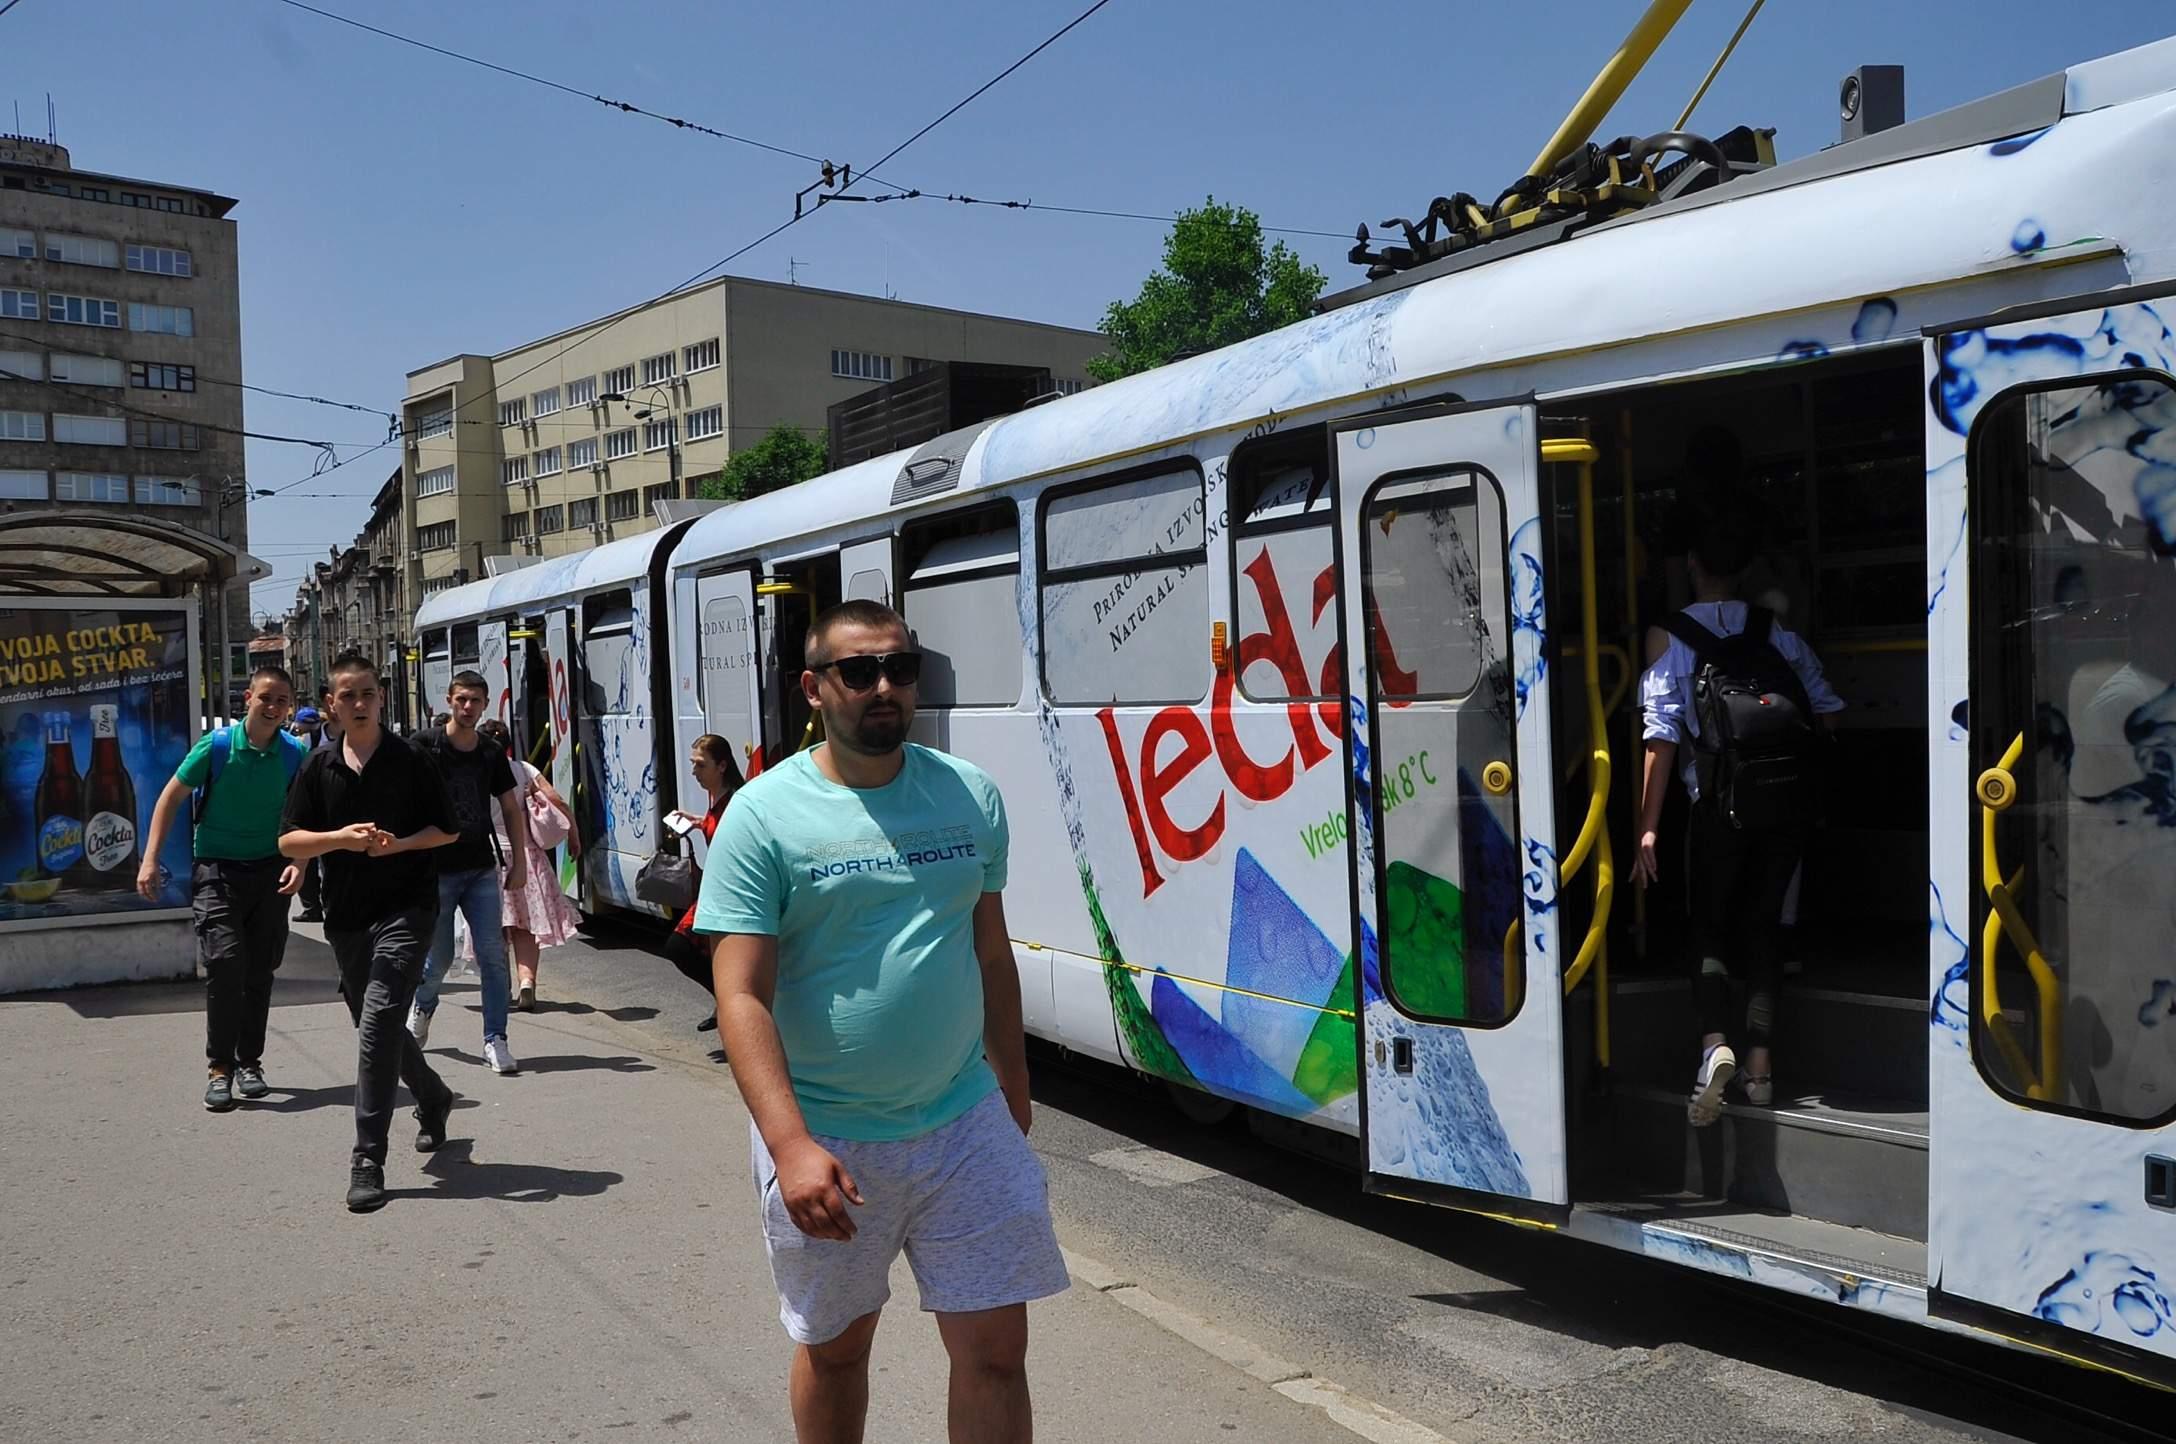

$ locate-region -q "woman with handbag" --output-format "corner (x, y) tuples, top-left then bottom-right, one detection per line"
(661, 733), (742, 1034)
(476, 719), (580, 1012)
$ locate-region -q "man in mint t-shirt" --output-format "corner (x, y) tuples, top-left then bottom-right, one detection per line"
(139, 666), (308, 1112)
(698, 599), (1065, 1444)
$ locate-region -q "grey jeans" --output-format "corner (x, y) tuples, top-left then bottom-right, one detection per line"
(328, 905), (450, 1167)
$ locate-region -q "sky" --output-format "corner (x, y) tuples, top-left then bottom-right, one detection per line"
(3, 0), (2173, 617)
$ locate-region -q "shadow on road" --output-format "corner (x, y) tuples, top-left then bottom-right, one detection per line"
(10, 934), (341, 1019)
(435, 1048), (656, 1076)
(389, 1139), (624, 1203)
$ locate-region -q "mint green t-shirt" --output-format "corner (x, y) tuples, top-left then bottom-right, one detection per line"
(693, 744), (1008, 1142)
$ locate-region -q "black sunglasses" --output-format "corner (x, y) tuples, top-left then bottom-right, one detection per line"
(812, 651), (922, 690)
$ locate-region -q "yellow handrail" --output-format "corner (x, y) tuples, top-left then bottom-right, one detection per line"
(1976, 732), (2062, 1101)
(1543, 438), (1612, 1069)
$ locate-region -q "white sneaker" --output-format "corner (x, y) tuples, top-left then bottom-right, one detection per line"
(407, 1005), (431, 1048)
(1688, 1044), (1737, 1127)
(484, 1038), (520, 1075)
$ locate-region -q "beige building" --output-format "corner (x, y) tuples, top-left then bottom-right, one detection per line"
(0, 137), (250, 666)
(400, 278), (1105, 600)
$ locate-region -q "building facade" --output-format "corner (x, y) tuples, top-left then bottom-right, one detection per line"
(399, 278), (1105, 602)
(287, 467), (410, 725)
(0, 137), (250, 662)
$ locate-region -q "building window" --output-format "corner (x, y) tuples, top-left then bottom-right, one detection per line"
(566, 375), (596, 407)
(605, 488), (639, 522)
(55, 413), (127, 445)
(504, 512), (530, 542)
(421, 575), (459, 596)
(643, 481), (677, 513)
(643, 418), (676, 453)
(0, 289), (36, 319)
(51, 353), (124, 387)
(0, 468), (46, 499)
(603, 364), (635, 395)
(417, 520), (457, 551)
(830, 349), (892, 382)
(156, 197), (184, 214)
(535, 505), (564, 535)
(414, 407), (452, 438)
(0, 348), (41, 380)
(1050, 378), (1086, 397)
(134, 475), (201, 506)
(569, 497), (596, 528)
(568, 437), (598, 468)
(48, 294), (121, 328)
(532, 386), (560, 417)
(604, 427), (636, 460)
(54, 470), (130, 503)
(128, 361), (194, 392)
(0, 410), (46, 441)
(121, 193), (152, 209)
(499, 398), (526, 427)
(683, 338), (720, 374)
(124, 243), (192, 277)
(0, 227), (33, 259)
(501, 455), (528, 486)
(641, 351), (676, 386)
(683, 406), (722, 441)
(128, 418), (198, 449)
(533, 446), (562, 477)
(415, 465), (456, 498)
(45, 234), (118, 268)
(126, 303), (192, 336)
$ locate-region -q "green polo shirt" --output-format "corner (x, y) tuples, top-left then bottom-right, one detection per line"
(174, 724), (308, 862)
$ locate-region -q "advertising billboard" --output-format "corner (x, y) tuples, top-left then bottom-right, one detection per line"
(0, 599), (197, 927)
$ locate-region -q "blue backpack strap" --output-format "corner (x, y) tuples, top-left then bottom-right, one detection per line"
(276, 730), (308, 782)
(192, 722), (241, 822)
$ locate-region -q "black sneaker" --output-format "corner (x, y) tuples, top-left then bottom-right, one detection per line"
(345, 1162), (387, 1213)
(297, 907), (323, 923)
(232, 1064), (269, 1100)
(697, 1012), (718, 1032)
(413, 1089), (455, 1153)
(204, 1073), (236, 1112)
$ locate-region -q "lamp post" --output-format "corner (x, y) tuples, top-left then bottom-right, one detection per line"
(600, 385), (682, 509)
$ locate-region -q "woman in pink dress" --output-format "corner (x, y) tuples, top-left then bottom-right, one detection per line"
(478, 719), (580, 1011)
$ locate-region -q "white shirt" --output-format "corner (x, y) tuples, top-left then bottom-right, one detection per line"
(1639, 600), (1845, 799)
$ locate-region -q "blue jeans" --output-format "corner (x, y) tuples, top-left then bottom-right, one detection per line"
(415, 867), (510, 1045)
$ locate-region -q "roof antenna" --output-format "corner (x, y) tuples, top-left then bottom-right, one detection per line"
(787, 257), (810, 287)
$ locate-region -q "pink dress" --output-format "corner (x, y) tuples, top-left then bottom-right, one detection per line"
(457, 760), (580, 959)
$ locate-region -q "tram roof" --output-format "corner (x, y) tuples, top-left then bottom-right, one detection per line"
(414, 525), (684, 629)
(673, 446), (919, 572)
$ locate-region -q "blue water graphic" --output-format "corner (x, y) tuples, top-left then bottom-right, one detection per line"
(1508, 518), (1547, 719)
(2141, 979), (2176, 1029)
(2036, 1252), (2173, 1339)
(1929, 882), (1972, 1044)
(1777, 340), (1829, 363)
(2011, 219), (2048, 254)
(1223, 848), (1347, 1074)
(1851, 298), (1899, 345)
(1949, 698), (1969, 741)
(1989, 127), (2049, 156)
(1149, 972), (1317, 1116)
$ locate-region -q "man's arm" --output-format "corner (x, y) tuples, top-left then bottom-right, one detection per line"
(282, 822), (381, 860)
(973, 890), (1032, 1135)
(370, 825), (459, 856)
(713, 931), (865, 1241)
(495, 787), (529, 891)
(135, 777), (192, 900)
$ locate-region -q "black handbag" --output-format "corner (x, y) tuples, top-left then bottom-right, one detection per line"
(635, 835), (696, 911)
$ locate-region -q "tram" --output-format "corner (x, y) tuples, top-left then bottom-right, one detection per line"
(413, 23), (2176, 1387)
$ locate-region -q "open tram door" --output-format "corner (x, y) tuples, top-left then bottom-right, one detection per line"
(543, 606), (587, 910)
(1928, 293), (2176, 1383)
(1334, 399), (1570, 1216)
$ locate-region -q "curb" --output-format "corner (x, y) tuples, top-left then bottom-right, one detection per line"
(1059, 1246), (1479, 1444)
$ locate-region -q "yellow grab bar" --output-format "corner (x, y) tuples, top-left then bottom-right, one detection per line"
(1976, 732), (2062, 1101)
(1542, 437), (1612, 1070)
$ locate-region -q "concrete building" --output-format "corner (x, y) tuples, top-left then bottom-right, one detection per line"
(287, 466), (411, 725)
(399, 278), (1104, 602)
(0, 136), (251, 671)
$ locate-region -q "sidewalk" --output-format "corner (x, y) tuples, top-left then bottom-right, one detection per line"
(0, 929), (1359, 1443)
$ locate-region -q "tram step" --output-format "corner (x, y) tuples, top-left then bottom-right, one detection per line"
(1603, 977), (1927, 1106)
(1601, 1085), (1929, 1241)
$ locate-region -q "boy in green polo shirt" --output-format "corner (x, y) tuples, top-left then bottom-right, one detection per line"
(139, 666), (309, 1111)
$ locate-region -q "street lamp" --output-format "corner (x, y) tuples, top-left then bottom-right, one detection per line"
(600, 385), (682, 507)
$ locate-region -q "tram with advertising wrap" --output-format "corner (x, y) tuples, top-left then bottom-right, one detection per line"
(414, 17), (2176, 1389)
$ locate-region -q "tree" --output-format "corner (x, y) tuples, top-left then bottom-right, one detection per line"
(697, 424), (828, 502)
(1086, 198), (1328, 383)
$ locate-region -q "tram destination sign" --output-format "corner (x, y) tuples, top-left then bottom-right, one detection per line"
(0, 599), (195, 927)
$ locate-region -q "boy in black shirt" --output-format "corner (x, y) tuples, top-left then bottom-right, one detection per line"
(280, 651), (461, 1213)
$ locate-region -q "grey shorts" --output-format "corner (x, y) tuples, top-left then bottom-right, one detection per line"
(749, 1090), (1069, 1345)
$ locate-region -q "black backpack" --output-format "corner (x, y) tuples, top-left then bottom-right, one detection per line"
(1660, 606), (1817, 832)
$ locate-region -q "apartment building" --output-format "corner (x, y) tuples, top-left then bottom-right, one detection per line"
(288, 466), (410, 722)
(400, 278), (1105, 601)
(0, 137), (249, 662)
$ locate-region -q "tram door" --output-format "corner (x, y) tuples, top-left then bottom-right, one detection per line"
(478, 619), (510, 726)
(1334, 400), (1568, 1213)
(695, 566), (762, 812)
(1929, 299), (2176, 1377)
(544, 607), (583, 907)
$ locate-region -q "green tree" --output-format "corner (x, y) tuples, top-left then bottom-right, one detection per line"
(1086, 198), (1328, 383)
(697, 424), (828, 501)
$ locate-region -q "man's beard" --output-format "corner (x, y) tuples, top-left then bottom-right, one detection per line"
(833, 700), (908, 755)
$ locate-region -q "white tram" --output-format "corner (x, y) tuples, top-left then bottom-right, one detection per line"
(418, 31), (2176, 1385)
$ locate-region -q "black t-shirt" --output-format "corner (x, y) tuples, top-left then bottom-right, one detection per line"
(281, 729), (457, 931)
(414, 726), (517, 874)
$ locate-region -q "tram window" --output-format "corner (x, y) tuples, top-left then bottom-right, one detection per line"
(451, 623), (480, 670)
(1039, 463), (1211, 705)
(903, 502), (1022, 707)
(1230, 429), (1334, 704)
(698, 579), (756, 751)
(581, 590), (638, 718)
(1363, 475), (1490, 699)
(1969, 373), (2176, 1124)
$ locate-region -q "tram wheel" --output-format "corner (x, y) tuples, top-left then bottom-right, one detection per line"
(1165, 1080), (1237, 1126)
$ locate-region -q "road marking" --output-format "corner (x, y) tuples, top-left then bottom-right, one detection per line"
(1062, 1246), (1479, 1444)
(1087, 1144), (1223, 1188)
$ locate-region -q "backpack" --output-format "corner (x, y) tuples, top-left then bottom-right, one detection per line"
(1659, 606), (1817, 832)
(193, 723), (309, 824)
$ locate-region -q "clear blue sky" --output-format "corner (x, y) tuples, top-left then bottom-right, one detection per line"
(2, 0), (2171, 613)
